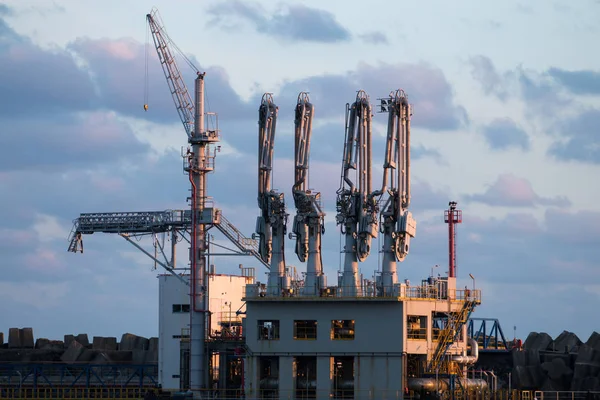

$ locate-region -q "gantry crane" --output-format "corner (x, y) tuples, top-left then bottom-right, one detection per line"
(335, 90), (379, 296)
(256, 93), (288, 296)
(375, 89), (417, 295)
(291, 92), (326, 296)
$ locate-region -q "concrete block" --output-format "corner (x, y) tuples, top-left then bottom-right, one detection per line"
(148, 337), (159, 351)
(20, 328), (34, 348)
(145, 350), (158, 363)
(512, 348), (528, 366)
(132, 349), (146, 364)
(119, 333), (149, 351)
(91, 352), (111, 364)
(64, 334), (75, 348)
(0, 331), (3, 345)
(61, 340), (84, 363)
(119, 333), (137, 351)
(106, 337), (118, 351)
(524, 332), (553, 351)
(526, 349), (541, 366)
(35, 338), (50, 349)
(77, 349), (97, 362)
(93, 336), (106, 350)
(550, 331), (582, 352)
(527, 365), (546, 388)
(587, 332), (600, 351)
(103, 350), (133, 363)
(75, 333), (89, 347)
(513, 365), (532, 388)
(8, 328), (20, 348)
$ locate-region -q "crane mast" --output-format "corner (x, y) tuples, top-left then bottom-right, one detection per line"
(256, 93), (288, 296)
(376, 89), (417, 295)
(291, 92), (325, 296)
(147, 9), (218, 392)
(336, 90), (378, 296)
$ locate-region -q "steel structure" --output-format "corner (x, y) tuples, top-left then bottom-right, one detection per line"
(255, 93), (286, 296)
(445, 201), (462, 278)
(291, 92), (326, 296)
(467, 318), (509, 352)
(66, 8), (264, 394)
(375, 90), (417, 295)
(0, 363), (157, 389)
(335, 90), (378, 296)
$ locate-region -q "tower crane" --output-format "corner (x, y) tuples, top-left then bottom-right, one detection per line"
(335, 90), (379, 296)
(291, 92), (326, 296)
(256, 93), (288, 296)
(375, 89), (417, 295)
(147, 8), (218, 391)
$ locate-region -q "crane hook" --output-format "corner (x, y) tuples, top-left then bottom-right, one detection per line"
(144, 104), (148, 112)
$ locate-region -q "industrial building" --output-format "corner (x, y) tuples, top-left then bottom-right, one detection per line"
(65, 7), (486, 400)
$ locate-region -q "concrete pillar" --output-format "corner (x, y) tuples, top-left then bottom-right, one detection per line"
(244, 356), (258, 399)
(279, 356), (294, 400)
(316, 356), (332, 400)
(218, 354), (227, 390)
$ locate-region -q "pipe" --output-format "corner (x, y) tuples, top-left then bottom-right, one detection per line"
(451, 337), (479, 364)
(188, 169), (207, 313)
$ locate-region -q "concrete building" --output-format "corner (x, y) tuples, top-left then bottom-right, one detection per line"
(158, 270), (253, 390)
(242, 277), (481, 400)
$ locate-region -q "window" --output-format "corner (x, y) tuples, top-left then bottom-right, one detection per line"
(294, 320), (317, 340)
(258, 320), (280, 340)
(407, 315), (427, 340)
(331, 320), (355, 340)
(172, 304), (190, 313)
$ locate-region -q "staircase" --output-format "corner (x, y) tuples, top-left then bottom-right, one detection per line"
(214, 211), (269, 269)
(428, 299), (477, 373)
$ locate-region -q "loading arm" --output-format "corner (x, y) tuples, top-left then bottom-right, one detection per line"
(255, 94), (288, 296)
(291, 92), (325, 295)
(335, 90), (378, 295)
(375, 90), (417, 294)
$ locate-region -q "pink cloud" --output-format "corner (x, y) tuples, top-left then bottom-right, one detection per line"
(466, 173), (570, 207)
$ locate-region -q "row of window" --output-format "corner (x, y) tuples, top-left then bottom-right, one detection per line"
(172, 304), (190, 313)
(258, 320), (355, 341)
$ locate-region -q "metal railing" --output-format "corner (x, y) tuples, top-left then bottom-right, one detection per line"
(0, 387), (158, 400)
(244, 285), (481, 302)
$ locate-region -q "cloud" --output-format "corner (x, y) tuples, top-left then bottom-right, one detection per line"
(548, 108), (600, 164)
(412, 145), (446, 164)
(359, 32), (389, 45)
(0, 111), (150, 172)
(277, 62), (468, 131)
(469, 55), (509, 100)
(207, 1), (351, 43)
(482, 118), (530, 151)
(548, 68), (600, 96)
(0, 18), (96, 118)
(464, 174), (571, 207)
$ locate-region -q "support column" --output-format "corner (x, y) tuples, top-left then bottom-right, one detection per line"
(316, 356), (332, 400)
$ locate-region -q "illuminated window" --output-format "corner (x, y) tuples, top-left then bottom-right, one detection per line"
(331, 320), (355, 340)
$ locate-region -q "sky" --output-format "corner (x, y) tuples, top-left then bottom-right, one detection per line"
(0, 0), (599, 345)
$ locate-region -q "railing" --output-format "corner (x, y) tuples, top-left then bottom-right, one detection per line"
(408, 327), (427, 340)
(0, 387), (158, 400)
(244, 284), (481, 302)
(213, 211), (269, 269)
(534, 391), (600, 400)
